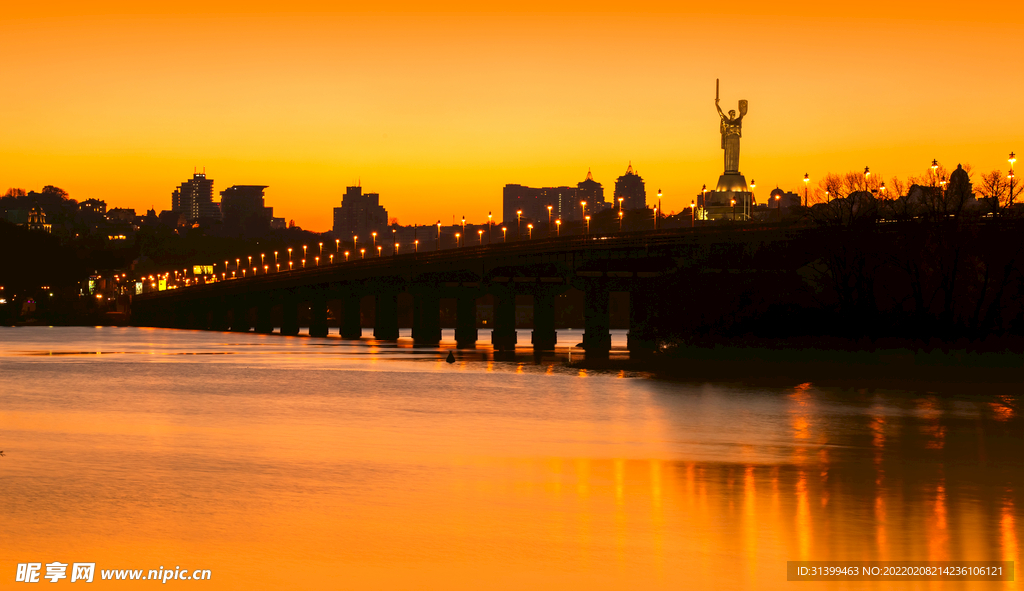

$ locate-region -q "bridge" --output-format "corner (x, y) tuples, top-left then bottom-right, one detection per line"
(130, 224), (825, 358)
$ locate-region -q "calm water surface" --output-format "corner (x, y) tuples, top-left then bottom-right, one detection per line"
(1, 327), (1021, 590)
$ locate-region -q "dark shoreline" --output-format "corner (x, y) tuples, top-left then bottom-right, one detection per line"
(569, 342), (1024, 388)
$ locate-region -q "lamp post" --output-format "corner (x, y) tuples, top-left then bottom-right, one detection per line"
(579, 201), (586, 226)
(555, 219), (561, 236)
(1009, 152), (1017, 212)
(301, 259), (306, 268)
(360, 248), (365, 259)
(276, 263), (280, 272)
(527, 223), (533, 240)
(236, 258), (241, 273)
(260, 253), (265, 268)
(436, 221), (441, 251)
(414, 239), (419, 252)
(392, 228), (397, 256)
(700, 184), (707, 223)
(302, 245), (307, 260)
(730, 198), (736, 221)
(455, 233), (461, 248)
(376, 245), (382, 258)
(288, 261), (293, 271)
(502, 226), (507, 242)
(690, 200), (695, 228)
(478, 229), (484, 245)
(353, 236), (358, 254)
(585, 215), (590, 235)
(931, 159), (939, 186)
(318, 242), (323, 258)
(618, 209), (623, 231)
(371, 232), (376, 251)
(461, 216), (466, 237)
(248, 255), (252, 268)
(618, 197), (624, 212)
(516, 210), (522, 240)
(344, 251), (349, 261)
(656, 189), (662, 230)
(264, 265), (269, 275)
(274, 251), (278, 267)
(863, 167), (870, 192)
(487, 211), (493, 243)
(803, 173), (809, 207)
(335, 239), (340, 254)
(547, 205), (553, 235)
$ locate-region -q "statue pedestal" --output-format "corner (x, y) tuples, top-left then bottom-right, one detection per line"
(715, 173), (748, 194)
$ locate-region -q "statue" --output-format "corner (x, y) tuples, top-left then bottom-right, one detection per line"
(715, 79), (747, 174)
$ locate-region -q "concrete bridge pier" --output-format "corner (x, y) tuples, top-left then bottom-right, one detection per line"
(455, 294), (478, 348)
(531, 292), (557, 352)
(491, 289), (517, 353)
(172, 303), (190, 329)
(582, 282), (611, 359)
(308, 291), (329, 338)
(209, 300), (230, 331)
(231, 300), (251, 332)
(412, 291), (442, 345)
(374, 291), (400, 340)
(255, 299), (274, 334)
(340, 293), (362, 339)
(281, 295), (299, 336)
(627, 287), (658, 357)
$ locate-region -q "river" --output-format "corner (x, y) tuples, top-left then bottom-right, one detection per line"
(1, 327), (1020, 589)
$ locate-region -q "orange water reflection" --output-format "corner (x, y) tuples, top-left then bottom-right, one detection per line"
(0, 328), (1021, 590)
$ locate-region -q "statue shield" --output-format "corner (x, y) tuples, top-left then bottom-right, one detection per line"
(738, 100), (748, 116)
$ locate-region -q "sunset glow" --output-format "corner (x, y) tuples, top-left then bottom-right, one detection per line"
(2, 1), (1020, 230)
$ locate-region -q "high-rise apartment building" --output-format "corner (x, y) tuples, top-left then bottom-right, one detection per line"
(171, 173), (220, 223)
(614, 163), (647, 210)
(332, 186), (389, 240)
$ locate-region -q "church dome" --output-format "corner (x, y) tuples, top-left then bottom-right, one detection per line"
(949, 163), (970, 186)
(770, 187), (785, 198)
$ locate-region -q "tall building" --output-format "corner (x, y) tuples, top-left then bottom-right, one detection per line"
(332, 186), (389, 240)
(220, 185), (277, 236)
(171, 172), (220, 223)
(614, 163), (646, 210)
(502, 169), (607, 224)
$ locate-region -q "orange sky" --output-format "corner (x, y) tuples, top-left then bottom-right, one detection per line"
(2, 1), (1021, 231)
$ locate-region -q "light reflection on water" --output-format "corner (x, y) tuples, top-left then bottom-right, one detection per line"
(0, 327), (1021, 590)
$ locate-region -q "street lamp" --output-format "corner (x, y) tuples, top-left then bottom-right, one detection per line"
(1009, 152), (1017, 211)
(335, 239), (340, 253)
(392, 228), (397, 256)
(260, 253), (265, 267)
(264, 265), (269, 274)
(455, 232), (461, 248)
(656, 189), (662, 230)
(478, 229), (484, 244)
(652, 207), (657, 229)
(803, 173), (809, 207)
(618, 197), (624, 211)
(274, 251), (278, 266)
(248, 255), (252, 268)
(414, 240), (419, 252)
(547, 205), (553, 234)
(301, 258), (306, 268)
(750, 179), (756, 219)
(502, 226), (507, 242)
(585, 215), (590, 235)
(288, 261), (293, 271)
(516, 210), (522, 239)
(700, 184), (707, 221)
(371, 232), (376, 250)
(487, 211), (493, 244)
(580, 200), (587, 223)
(344, 251), (350, 261)
(436, 221), (442, 251)
(353, 236), (358, 254)
(276, 263), (280, 272)
(863, 166), (870, 191)
(690, 200), (695, 228)
(618, 209), (624, 231)
(555, 219), (561, 236)
(302, 245), (307, 259)
(377, 245), (382, 257)
(360, 248), (365, 259)
(931, 159), (939, 186)
(315, 256), (320, 266)
(527, 223), (533, 240)
(318, 242), (323, 257)
(461, 216), (466, 236)
(236, 258), (241, 272)
(730, 198), (736, 221)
